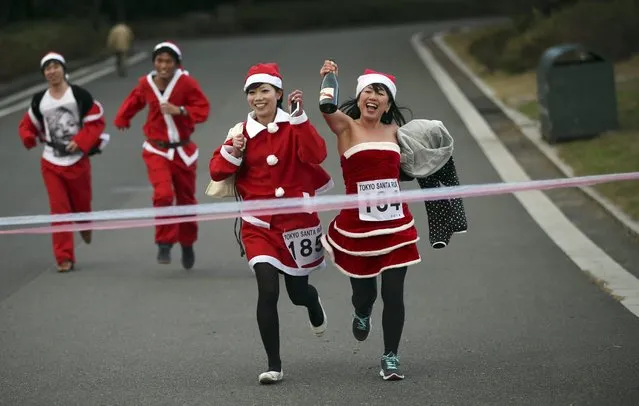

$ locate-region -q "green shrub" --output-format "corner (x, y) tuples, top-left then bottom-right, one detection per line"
(467, 23), (518, 73)
(498, 0), (639, 73)
(2, 0), (495, 81)
(0, 19), (107, 82)
(234, 0), (491, 33)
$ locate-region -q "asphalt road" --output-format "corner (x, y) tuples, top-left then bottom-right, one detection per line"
(1, 21), (638, 405)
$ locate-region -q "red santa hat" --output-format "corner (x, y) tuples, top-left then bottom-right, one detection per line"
(243, 62), (283, 91)
(153, 41), (182, 63)
(355, 69), (397, 99)
(40, 52), (66, 70)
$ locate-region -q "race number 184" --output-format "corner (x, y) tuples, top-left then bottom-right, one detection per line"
(357, 178), (405, 222)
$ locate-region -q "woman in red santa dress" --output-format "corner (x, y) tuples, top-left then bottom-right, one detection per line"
(18, 52), (107, 272)
(209, 62), (333, 384)
(319, 60), (421, 381)
(114, 41), (210, 269)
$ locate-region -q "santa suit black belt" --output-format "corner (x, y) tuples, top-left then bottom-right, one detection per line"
(147, 138), (191, 149)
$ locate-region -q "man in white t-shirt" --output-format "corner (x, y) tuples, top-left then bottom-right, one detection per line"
(18, 52), (108, 272)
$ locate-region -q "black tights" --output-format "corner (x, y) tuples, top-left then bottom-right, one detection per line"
(350, 266), (407, 355)
(254, 262), (324, 372)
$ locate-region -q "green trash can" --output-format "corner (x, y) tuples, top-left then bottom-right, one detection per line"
(537, 43), (618, 144)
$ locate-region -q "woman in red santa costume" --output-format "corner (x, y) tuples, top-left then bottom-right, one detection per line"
(319, 60), (421, 381)
(209, 62), (333, 384)
(114, 41), (210, 269)
(18, 52), (107, 272)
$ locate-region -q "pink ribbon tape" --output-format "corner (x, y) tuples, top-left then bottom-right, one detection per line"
(0, 171), (637, 235)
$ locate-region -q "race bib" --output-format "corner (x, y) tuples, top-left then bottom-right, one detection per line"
(282, 224), (324, 268)
(357, 178), (404, 222)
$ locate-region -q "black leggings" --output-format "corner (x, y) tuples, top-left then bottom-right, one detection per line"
(254, 262), (324, 371)
(350, 266), (407, 355)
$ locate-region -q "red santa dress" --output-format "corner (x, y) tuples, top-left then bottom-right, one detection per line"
(114, 66), (210, 246)
(321, 142), (421, 278)
(209, 108), (333, 276)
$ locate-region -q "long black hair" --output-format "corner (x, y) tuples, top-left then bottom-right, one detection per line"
(245, 82), (284, 110)
(339, 83), (412, 126)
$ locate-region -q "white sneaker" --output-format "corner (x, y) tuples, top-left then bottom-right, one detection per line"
(310, 297), (327, 337)
(258, 370), (283, 384)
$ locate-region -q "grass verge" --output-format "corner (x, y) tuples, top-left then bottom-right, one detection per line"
(444, 27), (639, 222)
(0, 19), (109, 83)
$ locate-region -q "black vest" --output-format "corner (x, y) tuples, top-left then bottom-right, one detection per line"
(30, 85), (101, 156)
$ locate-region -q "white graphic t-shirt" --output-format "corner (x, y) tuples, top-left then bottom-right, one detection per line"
(40, 88), (82, 166)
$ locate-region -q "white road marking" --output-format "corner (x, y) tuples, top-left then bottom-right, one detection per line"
(410, 32), (639, 318)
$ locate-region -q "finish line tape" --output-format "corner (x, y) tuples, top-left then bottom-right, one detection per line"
(0, 171), (637, 235)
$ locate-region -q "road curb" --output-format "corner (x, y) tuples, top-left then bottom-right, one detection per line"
(411, 31), (639, 318)
(429, 30), (639, 240)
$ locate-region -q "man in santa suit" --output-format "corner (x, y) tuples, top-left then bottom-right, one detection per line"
(114, 41), (210, 269)
(18, 52), (107, 272)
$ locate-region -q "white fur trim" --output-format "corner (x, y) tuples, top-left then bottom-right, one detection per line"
(98, 133), (110, 150)
(289, 110), (308, 125)
(83, 101), (104, 123)
(243, 73), (282, 91)
(221, 145), (242, 166)
(142, 141), (175, 160)
(333, 218), (415, 238)
(326, 233), (420, 257)
(40, 52), (65, 68)
(248, 255), (325, 276)
(245, 109), (289, 138)
(267, 122), (279, 133)
(176, 146), (198, 167)
(241, 216), (270, 229)
(275, 187), (285, 197)
(316, 178), (334, 195)
(266, 154), (278, 166)
(154, 42), (181, 59)
(343, 141), (400, 159)
(356, 73), (397, 99)
(321, 235), (421, 279)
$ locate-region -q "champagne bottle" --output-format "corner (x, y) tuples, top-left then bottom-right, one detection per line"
(319, 59), (339, 114)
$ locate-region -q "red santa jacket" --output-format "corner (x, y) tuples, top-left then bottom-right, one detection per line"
(209, 108), (333, 229)
(18, 84), (105, 161)
(113, 68), (210, 167)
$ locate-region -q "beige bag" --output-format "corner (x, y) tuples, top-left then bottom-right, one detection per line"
(205, 122), (245, 198)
